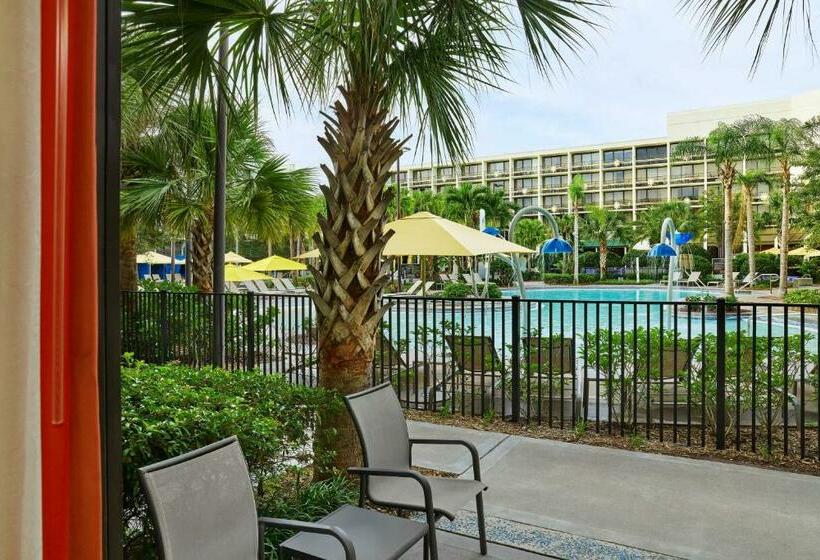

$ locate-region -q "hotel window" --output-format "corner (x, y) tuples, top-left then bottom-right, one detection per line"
(572, 172), (598, 186)
(461, 163), (481, 177)
(488, 179), (508, 191)
(412, 169), (431, 182)
(603, 170), (631, 185)
(544, 195), (567, 209)
(671, 164), (703, 182)
(636, 145), (667, 163)
(584, 193), (599, 205)
(572, 152), (599, 169)
(604, 191), (631, 205)
(514, 177), (537, 191)
(603, 149), (632, 166)
(513, 158), (537, 172)
(752, 182), (770, 198)
(637, 188), (666, 203)
(636, 167), (665, 183)
(746, 159), (775, 173)
(672, 186), (701, 200)
(516, 196), (537, 208)
(543, 175), (567, 190)
(437, 166), (454, 180)
(542, 155), (567, 171)
(487, 160), (508, 176)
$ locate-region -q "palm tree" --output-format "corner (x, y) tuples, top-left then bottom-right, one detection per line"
(295, 0), (605, 469)
(568, 175), (585, 284)
(633, 201), (699, 247)
(582, 207), (628, 280)
(513, 219), (548, 268)
(407, 189), (444, 216)
(746, 117), (818, 295)
(481, 188), (517, 227)
(123, 1), (306, 291)
(675, 121), (758, 297)
(734, 170), (769, 281)
(121, 102), (315, 290)
(681, 0), (814, 73)
(443, 183), (489, 227)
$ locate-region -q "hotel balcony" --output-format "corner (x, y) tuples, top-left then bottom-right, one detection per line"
(635, 178), (667, 187)
(635, 157), (668, 166)
(602, 159), (631, 169)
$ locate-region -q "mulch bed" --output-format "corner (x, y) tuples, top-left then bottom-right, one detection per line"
(405, 410), (820, 476)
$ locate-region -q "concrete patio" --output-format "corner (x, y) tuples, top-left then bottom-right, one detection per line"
(409, 421), (820, 560)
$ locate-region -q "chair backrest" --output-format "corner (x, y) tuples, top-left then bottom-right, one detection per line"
(281, 278), (298, 290)
(688, 271), (701, 281)
(226, 282), (240, 294)
(523, 337), (574, 375)
(253, 279), (272, 293)
(139, 436), (259, 560)
(243, 280), (260, 293)
(405, 280), (422, 294)
(445, 335), (500, 372)
(345, 383), (410, 469)
(272, 278), (289, 291)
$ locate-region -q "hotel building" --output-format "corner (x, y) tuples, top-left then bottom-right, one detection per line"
(392, 90), (820, 222)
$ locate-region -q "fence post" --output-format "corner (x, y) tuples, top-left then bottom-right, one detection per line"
(715, 296), (726, 449)
(246, 292), (255, 371)
(511, 295), (521, 423)
(159, 289), (169, 362)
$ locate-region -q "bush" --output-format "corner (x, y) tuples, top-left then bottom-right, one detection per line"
(522, 269), (541, 281)
(121, 359), (351, 558)
(784, 289), (820, 305)
(138, 278), (197, 292)
(441, 282), (473, 298)
(578, 251), (599, 267)
(486, 282), (503, 299)
(799, 259), (820, 282)
(691, 255), (712, 277)
(733, 253), (779, 276)
(542, 273), (596, 285)
(490, 259), (514, 286)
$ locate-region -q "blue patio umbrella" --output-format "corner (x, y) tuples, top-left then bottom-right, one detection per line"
(647, 243), (678, 258)
(675, 232), (694, 245)
(541, 237), (573, 254)
(482, 226), (502, 238)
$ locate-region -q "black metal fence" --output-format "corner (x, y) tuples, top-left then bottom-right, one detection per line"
(121, 291), (820, 460)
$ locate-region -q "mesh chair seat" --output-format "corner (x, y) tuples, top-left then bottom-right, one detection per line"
(368, 475), (487, 520)
(280, 505), (426, 560)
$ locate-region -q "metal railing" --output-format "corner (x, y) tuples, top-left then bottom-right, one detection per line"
(122, 291), (820, 459)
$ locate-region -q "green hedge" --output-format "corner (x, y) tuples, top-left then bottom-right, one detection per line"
(122, 359), (353, 558)
(784, 289), (820, 305)
(440, 281), (502, 299)
(542, 273), (596, 285)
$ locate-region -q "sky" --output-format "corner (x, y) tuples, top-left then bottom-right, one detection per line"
(259, 0), (819, 170)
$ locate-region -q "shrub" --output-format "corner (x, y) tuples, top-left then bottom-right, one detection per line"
(542, 273), (596, 285)
(522, 269), (541, 281)
(138, 278), (197, 292)
(733, 253), (779, 276)
(121, 359), (350, 558)
(798, 259), (820, 282)
(486, 282), (503, 299)
(784, 289), (820, 305)
(441, 282), (473, 298)
(578, 251), (599, 267)
(490, 259), (514, 286)
(691, 255), (712, 276)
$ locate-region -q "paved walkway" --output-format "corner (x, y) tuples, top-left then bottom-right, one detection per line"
(409, 421), (820, 560)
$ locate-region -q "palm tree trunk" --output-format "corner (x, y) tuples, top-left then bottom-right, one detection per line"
(190, 217), (214, 292)
(599, 244), (607, 280)
(573, 211), (579, 284)
(778, 167), (791, 296)
(723, 181), (735, 298)
(120, 228), (138, 291)
(310, 85), (403, 473)
(744, 186), (756, 280)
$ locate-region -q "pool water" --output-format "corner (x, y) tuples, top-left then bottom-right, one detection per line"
(508, 287), (706, 302)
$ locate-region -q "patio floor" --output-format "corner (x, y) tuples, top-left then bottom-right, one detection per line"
(407, 532), (557, 560)
(409, 420), (820, 560)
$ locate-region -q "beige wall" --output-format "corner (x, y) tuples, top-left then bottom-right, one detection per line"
(0, 2), (42, 559)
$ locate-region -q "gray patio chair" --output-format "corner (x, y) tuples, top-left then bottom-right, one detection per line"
(345, 383), (488, 559)
(139, 435), (428, 560)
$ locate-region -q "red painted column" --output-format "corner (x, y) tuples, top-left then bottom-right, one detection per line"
(41, 0), (102, 558)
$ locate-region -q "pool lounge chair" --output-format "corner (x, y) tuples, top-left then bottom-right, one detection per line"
(397, 279), (422, 296)
(140, 436), (428, 560)
(345, 383), (488, 559)
(708, 271), (739, 287)
(676, 271), (704, 287)
(522, 336), (579, 423)
(280, 277), (306, 292)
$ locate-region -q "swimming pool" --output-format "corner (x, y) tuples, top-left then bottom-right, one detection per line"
(507, 286), (706, 302)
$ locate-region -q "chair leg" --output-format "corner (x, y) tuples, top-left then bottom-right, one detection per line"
(476, 493), (487, 555)
(423, 534), (430, 560)
(427, 518), (439, 560)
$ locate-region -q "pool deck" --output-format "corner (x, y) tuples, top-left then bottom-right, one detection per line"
(409, 420), (820, 560)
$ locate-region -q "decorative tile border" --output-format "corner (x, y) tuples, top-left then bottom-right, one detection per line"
(424, 510), (678, 560)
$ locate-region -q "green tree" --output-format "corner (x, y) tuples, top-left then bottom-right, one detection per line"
(295, 0), (605, 469)
(443, 183), (489, 227)
(793, 147), (820, 248)
(513, 218), (548, 267)
(481, 188), (517, 227)
(121, 102), (314, 290)
(407, 189), (444, 216)
(748, 117), (818, 295)
(582, 207), (629, 279)
(675, 121), (759, 297)
(733, 170), (769, 280)
(633, 200), (700, 248)
(568, 175), (585, 284)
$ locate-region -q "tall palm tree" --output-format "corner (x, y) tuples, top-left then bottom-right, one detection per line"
(582, 207), (628, 280)
(681, 0), (815, 74)
(746, 117), (818, 295)
(443, 183), (489, 227)
(675, 121), (759, 297)
(295, 0), (606, 469)
(121, 102), (314, 290)
(568, 175), (585, 284)
(734, 170), (768, 281)
(481, 188), (517, 227)
(407, 189), (444, 216)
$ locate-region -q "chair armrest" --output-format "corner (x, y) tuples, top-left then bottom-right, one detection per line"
(347, 467), (436, 523)
(409, 438), (481, 481)
(258, 517), (355, 560)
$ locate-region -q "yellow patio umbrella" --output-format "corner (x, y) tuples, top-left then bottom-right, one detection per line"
(383, 212), (533, 256)
(295, 248), (320, 260)
(788, 246), (820, 258)
(761, 246), (780, 255)
(245, 254), (307, 272)
(224, 264), (271, 282)
(224, 251), (251, 264)
(135, 251), (172, 265)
